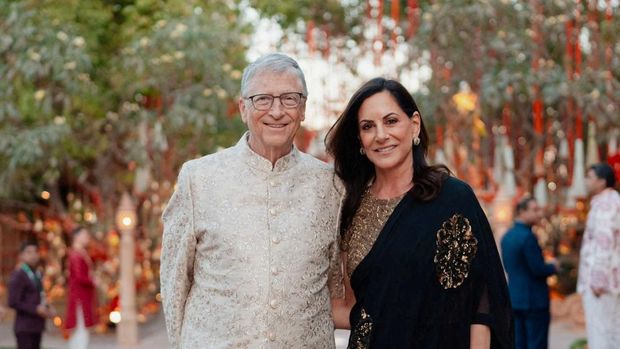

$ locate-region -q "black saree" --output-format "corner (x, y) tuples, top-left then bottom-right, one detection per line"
(348, 177), (514, 349)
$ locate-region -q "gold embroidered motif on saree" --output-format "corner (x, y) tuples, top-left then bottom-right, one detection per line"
(348, 308), (374, 349)
(434, 214), (478, 289)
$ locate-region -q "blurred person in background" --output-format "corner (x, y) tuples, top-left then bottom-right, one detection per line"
(578, 163), (620, 349)
(65, 226), (97, 349)
(501, 197), (557, 349)
(8, 240), (55, 349)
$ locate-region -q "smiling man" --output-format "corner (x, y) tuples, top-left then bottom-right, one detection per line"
(160, 53), (343, 349)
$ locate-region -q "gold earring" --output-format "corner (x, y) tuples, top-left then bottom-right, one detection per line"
(413, 137), (420, 146)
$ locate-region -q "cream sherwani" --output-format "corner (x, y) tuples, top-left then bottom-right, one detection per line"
(160, 133), (343, 349)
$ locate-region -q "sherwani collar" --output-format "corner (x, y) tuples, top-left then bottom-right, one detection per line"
(235, 132), (300, 173)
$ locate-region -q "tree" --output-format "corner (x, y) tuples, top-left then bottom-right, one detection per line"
(0, 0), (248, 224)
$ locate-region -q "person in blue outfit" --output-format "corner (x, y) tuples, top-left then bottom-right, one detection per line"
(501, 197), (557, 349)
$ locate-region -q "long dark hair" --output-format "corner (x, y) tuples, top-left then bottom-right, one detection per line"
(325, 77), (450, 241)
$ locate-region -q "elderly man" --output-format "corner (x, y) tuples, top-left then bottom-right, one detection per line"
(160, 53), (343, 348)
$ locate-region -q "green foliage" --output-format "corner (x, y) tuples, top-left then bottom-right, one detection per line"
(249, 0), (363, 38)
(0, 0), (247, 210)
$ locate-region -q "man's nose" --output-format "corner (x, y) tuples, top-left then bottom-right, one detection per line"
(269, 98), (284, 118)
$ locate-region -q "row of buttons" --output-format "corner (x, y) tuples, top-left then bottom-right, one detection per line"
(268, 183), (280, 344)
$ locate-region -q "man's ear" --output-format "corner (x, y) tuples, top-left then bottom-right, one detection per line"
(239, 98), (248, 123)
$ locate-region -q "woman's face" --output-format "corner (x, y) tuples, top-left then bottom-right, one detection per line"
(76, 229), (91, 247)
(357, 91), (420, 173)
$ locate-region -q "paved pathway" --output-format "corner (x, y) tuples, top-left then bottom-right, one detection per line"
(0, 312), (585, 349)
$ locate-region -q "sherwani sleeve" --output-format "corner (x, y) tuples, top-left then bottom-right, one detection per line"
(328, 237), (344, 299)
(160, 164), (197, 349)
(588, 201), (620, 291)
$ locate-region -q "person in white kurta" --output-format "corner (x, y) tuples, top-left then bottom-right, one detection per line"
(160, 53), (343, 349)
(578, 163), (620, 349)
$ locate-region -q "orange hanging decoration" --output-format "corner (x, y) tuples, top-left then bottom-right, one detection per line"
(502, 104), (511, 139)
(436, 125), (444, 148)
(565, 20), (574, 80)
(322, 24), (330, 58)
(307, 20), (315, 54)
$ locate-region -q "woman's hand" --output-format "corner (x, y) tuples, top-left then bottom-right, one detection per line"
(331, 252), (356, 329)
(470, 324), (491, 349)
(331, 297), (353, 329)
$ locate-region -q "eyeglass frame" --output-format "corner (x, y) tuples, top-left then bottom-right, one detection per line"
(243, 92), (306, 111)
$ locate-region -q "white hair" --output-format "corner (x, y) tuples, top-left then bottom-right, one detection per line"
(240, 53), (308, 97)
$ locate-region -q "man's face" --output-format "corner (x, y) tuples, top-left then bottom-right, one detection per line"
(585, 169), (605, 195)
(20, 245), (40, 267)
(520, 200), (542, 226)
(239, 71), (305, 159)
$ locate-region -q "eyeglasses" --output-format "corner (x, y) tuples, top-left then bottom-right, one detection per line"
(245, 92), (305, 111)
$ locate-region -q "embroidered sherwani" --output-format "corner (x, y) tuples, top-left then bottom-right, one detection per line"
(578, 188), (620, 349)
(160, 134), (343, 349)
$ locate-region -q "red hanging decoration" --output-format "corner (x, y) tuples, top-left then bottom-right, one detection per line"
(606, 0), (613, 66)
(533, 98), (543, 135)
(391, 0), (401, 46)
(575, 109), (583, 140)
(375, 0), (385, 66)
(406, 0), (418, 39)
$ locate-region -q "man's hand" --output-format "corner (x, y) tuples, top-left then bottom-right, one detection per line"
(36, 304), (49, 318)
(36, 304), (55, 318)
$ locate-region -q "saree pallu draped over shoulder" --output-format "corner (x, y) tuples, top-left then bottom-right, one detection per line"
(348, 177), (514, 349)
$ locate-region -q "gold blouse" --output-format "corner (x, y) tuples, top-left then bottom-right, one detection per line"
(344, 189), (403, 279)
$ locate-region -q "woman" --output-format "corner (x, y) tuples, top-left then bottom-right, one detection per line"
(65, 226), (97, 349)
(327, 78), (513, 348)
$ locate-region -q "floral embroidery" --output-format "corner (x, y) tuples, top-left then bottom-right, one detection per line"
(434, 214), (478, 289)
(348, 308), (374, 349)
